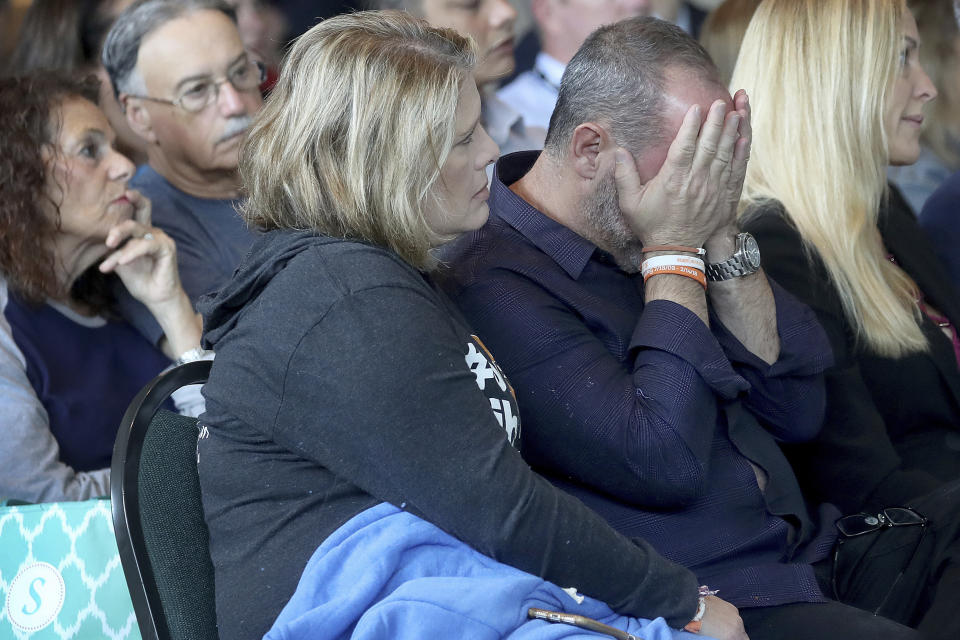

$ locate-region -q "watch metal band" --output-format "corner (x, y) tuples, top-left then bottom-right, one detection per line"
(706, 260), (752, 281)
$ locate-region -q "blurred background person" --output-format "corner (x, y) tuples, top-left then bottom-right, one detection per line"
(498, 0), (652, 131)
(373, 0), (546, 156)
(888, 0), (960, 213)
(271, 0), (362, 40)
(6, 0), (146, 165)
(0, 72), (202, 503)
(920, 168), (960, 287)
(652, 0), (707, 34)
(224, 0), (288, 90)
(697, 0), (760, 87)
(913, 0), (960, 289)
(510, 0), (706, 81)
(0, 0), (28, 64)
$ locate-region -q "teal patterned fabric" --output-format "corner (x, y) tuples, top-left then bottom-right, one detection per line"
(0, 498), (141, 639)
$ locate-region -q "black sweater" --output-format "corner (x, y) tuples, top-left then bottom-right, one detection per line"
(743, 188), (960, 513)
(196, 230), (698, 640)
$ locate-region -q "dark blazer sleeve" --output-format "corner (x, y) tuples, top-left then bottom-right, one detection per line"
(743, 204), (941, 512)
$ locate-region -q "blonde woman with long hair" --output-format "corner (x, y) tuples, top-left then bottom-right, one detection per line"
(734, 3), (960, 635)
(194, 10), (750, 640)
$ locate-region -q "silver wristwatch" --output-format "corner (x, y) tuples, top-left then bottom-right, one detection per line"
(706, 232), (761, 282)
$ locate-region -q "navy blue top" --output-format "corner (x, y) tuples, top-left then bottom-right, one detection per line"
(442, 151), (839, 609)
(3, 295), (170, 471)
(919, 169), (960, 290)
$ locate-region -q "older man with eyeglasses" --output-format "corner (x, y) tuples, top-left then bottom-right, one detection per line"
(103, 0), (264, 308)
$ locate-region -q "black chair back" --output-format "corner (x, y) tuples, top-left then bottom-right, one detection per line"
(111, 360), (218, 640)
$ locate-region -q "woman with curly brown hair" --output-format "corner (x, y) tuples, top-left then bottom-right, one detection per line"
(0, 71), (202, 503)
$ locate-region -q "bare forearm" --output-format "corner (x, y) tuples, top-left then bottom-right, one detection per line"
(148, 290), (202, 358)
(702, 230), (779, 364)
(707, 270), (779, 364)
(644, 273), (709, 326)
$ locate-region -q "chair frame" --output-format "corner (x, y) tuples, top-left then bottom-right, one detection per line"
(110, 359), (213, 640)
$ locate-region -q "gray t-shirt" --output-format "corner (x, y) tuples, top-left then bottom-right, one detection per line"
(131, 165), (255, 304)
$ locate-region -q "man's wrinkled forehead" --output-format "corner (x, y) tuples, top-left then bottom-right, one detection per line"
(137, 9), (245, 92)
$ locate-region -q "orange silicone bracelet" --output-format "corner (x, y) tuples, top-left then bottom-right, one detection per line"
(642, 266), (707, 289)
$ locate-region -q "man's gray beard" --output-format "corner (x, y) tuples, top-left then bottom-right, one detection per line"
(581, 173), (644, 272)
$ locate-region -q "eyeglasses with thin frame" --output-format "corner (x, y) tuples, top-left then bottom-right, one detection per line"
(125, 58), (265, 114)
(831, 507), (927, 616)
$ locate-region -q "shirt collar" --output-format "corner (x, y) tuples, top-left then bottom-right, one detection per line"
(490, 151), (597, 280)
(533, 52), (565, 90)
(482, 93), (526, 148)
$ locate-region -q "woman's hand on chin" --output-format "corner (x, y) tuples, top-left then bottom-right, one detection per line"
(99, 190), (180, 307)
(98, 190), (202, 357)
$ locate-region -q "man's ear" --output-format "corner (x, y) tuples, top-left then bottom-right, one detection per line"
(122, 95), (158, 144)
(569, 122), (610, 179)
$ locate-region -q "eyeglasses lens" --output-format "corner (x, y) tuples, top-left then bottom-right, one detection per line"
(179, 61), (265, 113)
(884, 507), (925, 526)
(836, 514), (882, 537)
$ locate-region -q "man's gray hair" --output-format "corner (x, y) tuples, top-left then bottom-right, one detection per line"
(101, 0), (236, 100)
(545, 17), (719, 158)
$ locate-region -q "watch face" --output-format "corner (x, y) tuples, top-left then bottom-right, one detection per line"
(742, 234), (761, 268)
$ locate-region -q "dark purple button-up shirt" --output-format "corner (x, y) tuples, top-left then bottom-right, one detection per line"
(442, 151), (839, 609)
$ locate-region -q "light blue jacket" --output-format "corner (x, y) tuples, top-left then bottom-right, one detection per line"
(266, 503), (708, 640)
